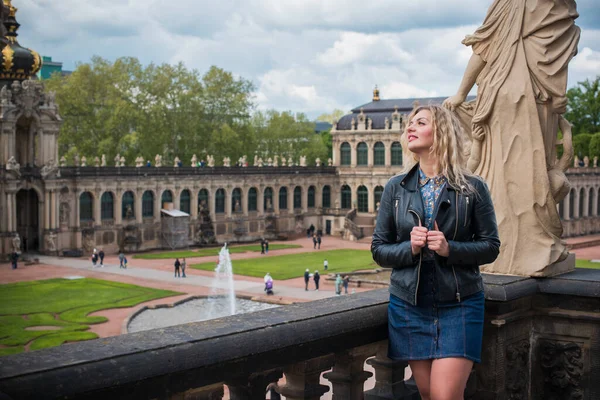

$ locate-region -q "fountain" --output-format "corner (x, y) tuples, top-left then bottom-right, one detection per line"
(207, 243), (236, 318)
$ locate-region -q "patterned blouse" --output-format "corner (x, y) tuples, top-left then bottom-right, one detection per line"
(418, 169), (447, 259)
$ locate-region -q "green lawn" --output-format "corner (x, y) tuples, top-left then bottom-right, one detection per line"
(133, 243), (302, 260)
(0, 278), (180, 357)
(191, 249), (377, 280)
(575, 259), (600, 269)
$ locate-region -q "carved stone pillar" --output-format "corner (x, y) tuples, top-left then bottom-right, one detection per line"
(273, 186), (280, 214)
(191, 190), (199, 220)
(226, 369), (282, 400)
(241, 188), (248, 216)
(278, 355), (334, 400)
(94, 193), (101, 226)
(364, 341), (419, 400)
(226, 188), (232, 218)
(385, 142), (392, 167)
(333, 140), (340, 166)
(209, 188), (216, 218)
(44, 192), (50, 230)
(154, 190), (162, 223)
(135, 191), (143, 224)
(301, 186), (308, 213)
(115, 190), (123, 225)
(350, 143), (357, 167)
(257, 187), (264, 216)
(323, 343), (377, 400)
(367, 143), (373, 167)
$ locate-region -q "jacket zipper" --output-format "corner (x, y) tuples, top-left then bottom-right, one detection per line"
(408, 209), (422, 305)
(452, 191), (461, 303)
(464, 196), (470, 227)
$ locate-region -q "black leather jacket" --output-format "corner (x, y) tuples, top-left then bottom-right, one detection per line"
(371, 164), (500, 305)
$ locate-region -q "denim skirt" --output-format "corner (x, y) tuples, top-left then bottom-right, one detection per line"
(387, 262), (485, 363)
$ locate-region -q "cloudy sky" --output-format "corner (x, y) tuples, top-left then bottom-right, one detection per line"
(14, 0), (600, 119)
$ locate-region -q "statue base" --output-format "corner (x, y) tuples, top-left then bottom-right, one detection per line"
(530, 252), (575, 278)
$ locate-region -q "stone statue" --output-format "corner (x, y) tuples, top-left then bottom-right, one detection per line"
(315, 157), (321, 167)
(114, 154), (121, 167)
(155, 154), (162, 167)
(267, 157), (272, 166)
(12, 233), (21, 254)
(208, 155), (215, 167)
(257, 157), (263, 167)
(281, 156), (286, 167)
(443, 0), (580, 276)
(6, 156), (20, 173)
(40, 159), (58, 178)
(273, 155), (279, 167)
(101, 154), (106, 167)
(60, 156), (67, 167)
(254, 155), (258, 166)
(328, 158), (333, 166)
(94, 156), (100, 167)
(0, 85), (11, 105)
(191, 154), (198, 167)
(135, 156), (143, 167)
(80, 156), (87, 167)
(234, 199), (241, 213)
(299, 156), (306, 167)
(287, 157), (293, 166)
(584, 156), (590, 168)
(45, 232), (57, 253)
(119, 156), (126, 167)
(242, 155), (247, 167)
(223, 157), (231, 167)
(125, 204), (133, 219)
(266, 198), (273, 211)
(74, 154), (80, 167)
(174, 157), (181, 167)
(384, 117), (390, 129)
(574, 156), (580, 168)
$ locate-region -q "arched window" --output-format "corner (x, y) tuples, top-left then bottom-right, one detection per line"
(142, 191), (154, 217)
(579, 188), (586, 218)
(374, 142), (385, 166)
(341, 142), (351, 166)
(161, 190), (173, 207)
(215, 189), (225, 214)
(341, 185), (351, 209)
(264, 187), (273, 211)
(122, 191), (135, 219)
(374, 186), (384, 210)
(279, 187), (288, 210)
(308, 186), (316, 208)
(294, 186), (302, 209)
(322, 185), (331, 208)
(357, 186), (368, 212)
(198, 189), (209, 212)
(569, 189), (575, 220)
(180, 189), (191, 214)
(248, 187), (258, 212)
(357, 142), (368, 166)
(232, 188), (242, 212)
(589, 188), (596, 217)
(100, 192), (114, 220)
(79, 192), (93, 222)
(391, 142), (402, 166)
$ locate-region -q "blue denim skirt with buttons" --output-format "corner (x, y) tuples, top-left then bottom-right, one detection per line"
(387, 261), (485, 363)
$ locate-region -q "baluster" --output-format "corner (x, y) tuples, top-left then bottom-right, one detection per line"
(364, 341), (419, 400)
(323, 343), (378, 400)
(278, 355), (335, 400)
(226, 369), (282, 400)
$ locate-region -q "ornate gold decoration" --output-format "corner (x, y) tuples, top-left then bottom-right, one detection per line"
(3, 0), (16, 17)
(2, 45), (14, 71)
(30, 49), (41, 73)
(373, 85), (380, 101)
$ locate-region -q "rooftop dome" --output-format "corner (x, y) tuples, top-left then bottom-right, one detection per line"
(0, 0), (41, 85)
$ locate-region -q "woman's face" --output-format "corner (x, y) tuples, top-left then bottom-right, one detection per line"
(406, 109), (434, 156)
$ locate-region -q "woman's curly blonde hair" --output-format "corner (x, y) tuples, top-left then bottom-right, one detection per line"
(400, 104), (475, 193)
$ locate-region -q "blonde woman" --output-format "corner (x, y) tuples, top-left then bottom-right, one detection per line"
(371, 105), (500, 399)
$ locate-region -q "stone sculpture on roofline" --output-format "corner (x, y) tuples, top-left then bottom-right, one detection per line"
(443, 0), (579, 277)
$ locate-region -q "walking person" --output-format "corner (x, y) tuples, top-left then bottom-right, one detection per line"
(265, 240), (269, 254)
(174, 258), (181, 278)
(260, 238), (265, 254)
(323, 259), (328, 271)
(304, 269), (310, 291)
(118, 251), (125, 268)
(317, 235), (322, 249)
(335, 274), (342, 295)
(98, 249), (105, 267)
(181, 258), (187, 278)
(343, 275), (349, 294)
(371, 105), (500, 400)
(313, 270), (320, 291)
(312, 234), (317, 249)
(91, 249), (98, 267)
(10, 251), (18, 270)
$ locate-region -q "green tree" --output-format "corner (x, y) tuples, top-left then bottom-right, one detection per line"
(573, 133), (593, 158)
(589, 133), (600, 160)
(316, 109), (346, 124)
(566, 76), (600, 135)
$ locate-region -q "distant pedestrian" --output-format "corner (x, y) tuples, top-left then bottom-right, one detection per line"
(118, 252), (125, 268)
(260, 238), (265, 254)
(265, 240), (269, 254)
(343, 276), (349, 294)
(123, 256), (128, 268)
(304, 268), (310, 291)
(181, 258), (187, 278)
(11, 251), (18, 269)
(312, 235), (317, 249)
(314, 270), (320, 291)
(323, 259), (328, 271)
(317, 235), (322, 249)
(92, 248), (98, 267)
(174, 258), (181, 277)
(335, 274), (342, 295)
(98, 249), (105, 267)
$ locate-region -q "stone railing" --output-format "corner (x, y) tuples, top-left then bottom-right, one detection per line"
(2, 269), (600, 399)
(344, 209), (364, 240)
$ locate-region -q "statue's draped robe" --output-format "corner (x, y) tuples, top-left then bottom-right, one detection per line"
(462, 0), (579, 275)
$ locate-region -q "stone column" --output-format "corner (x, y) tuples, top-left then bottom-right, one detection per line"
(226, 189), (232, 218)
(315, 185), (323, 209)
(364, 341), (419, 400)
(154, 190), (161, 222)
(135, 191), (143, 223)
(583, 189), (589, 217)
(115, 191), (123, 225)
(242, 188), (248, 216)
(323, 343), (377, 400)
(288, 187), (294, 211)
(191, 190), (199, 220)
(278, 355), (334, 400)
(51, 190), (58, 229)
(44, 192), (51, 230)
(301, 186), (308, 213)
(593, 190), (598, 217)
(350, 143), (357, 167)
(258, 187), (264, 215)
(368, 185), (375, 213)
(209, 188), (216, 217)
(6, 191), (14, 232)
(74, 191), (80, 229)
(332, 139), (340, 166)
(94, 194), (102, 226)
(574, 190), (580, 219)
(385, 142), (392, 167)
(226, 369), (283, 400)
(367, 143), (374, 167)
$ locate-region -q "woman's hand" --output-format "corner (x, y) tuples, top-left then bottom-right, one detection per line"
(410, 226), (428, 255)
(442, 94), (465, 112)
(427, 222), (449, 257)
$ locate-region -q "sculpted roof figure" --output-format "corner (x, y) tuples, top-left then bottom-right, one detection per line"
(444, 0), (580, 276)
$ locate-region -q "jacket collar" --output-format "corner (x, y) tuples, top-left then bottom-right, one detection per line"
(400, 163), (456, 193)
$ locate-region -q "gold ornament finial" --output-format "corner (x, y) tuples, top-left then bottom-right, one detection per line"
(373, 85), (380, 101)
